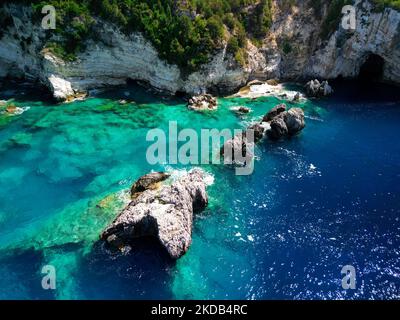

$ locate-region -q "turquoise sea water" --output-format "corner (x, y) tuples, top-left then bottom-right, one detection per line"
(0, 81), (399, 300)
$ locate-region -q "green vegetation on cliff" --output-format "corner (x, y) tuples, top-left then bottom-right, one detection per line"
(310, 0), (353, 40)
(4, 0), (272, 71)
(372, 0), (400, 11)
(313, 0), (399, 41)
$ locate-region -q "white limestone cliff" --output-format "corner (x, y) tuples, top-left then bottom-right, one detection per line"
(0, 1), (399, 101)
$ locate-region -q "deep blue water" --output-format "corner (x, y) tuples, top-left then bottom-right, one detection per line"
(0, 81), (399, 300)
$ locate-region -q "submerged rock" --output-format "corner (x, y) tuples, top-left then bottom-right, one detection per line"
(0, 103), (27, 116)
(101, 169), (208, 259)
(237, 106), (251, 114)
(188, 94), (217, 111)
(305, 79), (333, 98)
(231, 106), (251, 115)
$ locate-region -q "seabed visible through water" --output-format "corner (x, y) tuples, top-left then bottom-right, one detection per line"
(0, 81), (399, 300)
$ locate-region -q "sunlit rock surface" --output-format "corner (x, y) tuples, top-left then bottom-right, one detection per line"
(102, 169), (209, 259)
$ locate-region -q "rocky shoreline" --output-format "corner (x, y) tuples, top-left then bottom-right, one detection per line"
(1, 1), (399, 101)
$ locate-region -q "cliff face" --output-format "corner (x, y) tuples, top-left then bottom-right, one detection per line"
(267, 0), (400, 83)
(0, 1), (399, 100)
(304, 0), (400, 83)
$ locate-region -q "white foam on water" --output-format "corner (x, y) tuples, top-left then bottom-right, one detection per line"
(275, 147), (322, 180)
(163, 166), (215, 186)
(305, 115), (324, 122)
(237, 82), (307, 102)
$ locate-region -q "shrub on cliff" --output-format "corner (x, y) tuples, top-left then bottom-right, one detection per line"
(372, 0), (400, 11)
(4, 0), (274, 71)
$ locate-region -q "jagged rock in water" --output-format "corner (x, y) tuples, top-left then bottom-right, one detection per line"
(101, 169), (208, 259)
(237, 106), (251, 114)
(188, 94), (217, 111)
(248, 122), (266, 143)
(231, 106), (251, 115)
(221, 132), (254, 165)
(284, 108), (306, 135)
(305, 79), (333, 98)
(267, 117), (289, 140)
(267, 107), (305, 140)
(293, 92), (301, 102)
(222, 104), (306, 159)
(262, 103), (286, 122)
(130, 172), (171, 197)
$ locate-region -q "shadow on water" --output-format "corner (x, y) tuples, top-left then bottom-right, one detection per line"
(0, 248), (54, 300)
(75, 239), (175, 299)
(93, 81), (185, 107)
(0, 237), (175, 300)
(0, 79), (185, 107)
(0, 80), (53, 103)
(329, 79), (400, 104)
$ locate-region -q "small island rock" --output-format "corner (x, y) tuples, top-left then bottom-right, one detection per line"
(102, 169), (209, 259)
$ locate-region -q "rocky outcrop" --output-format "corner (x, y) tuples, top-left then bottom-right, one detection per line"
(101, 169), (209, 259)
(268, 116), (289, 140)
(305, 79), (333, 98)
(231, 106), (251, 115)
(188, 94), (217, 111)
(293, 92), (300, 102)
(267, 107), (305, 140)
(284, 108), (306, 135)
(130, 172), (170, 198)
(47, 75), (75, 101)
(262, 103), (286, 122)
(0, 101), (27, 116)
(221, 131), (254, 166)
(237, 106), (251, 114)
(222, 104), (306, 161)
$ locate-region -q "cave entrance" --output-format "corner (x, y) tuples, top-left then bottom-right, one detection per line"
(175, 90), (186, 98)
(358, 54), (385, 82)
